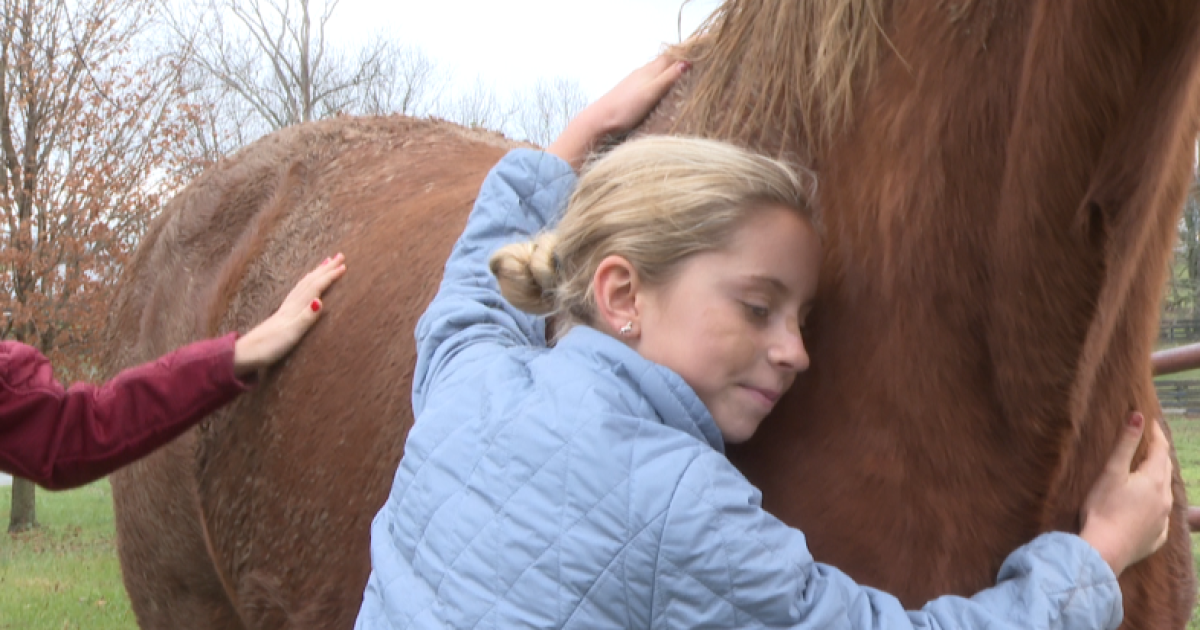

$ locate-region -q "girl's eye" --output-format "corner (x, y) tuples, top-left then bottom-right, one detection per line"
(742, 302), (770, 320)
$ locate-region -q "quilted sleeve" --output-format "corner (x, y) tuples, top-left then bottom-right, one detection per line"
(652, 451), (1123, 630)
(411, 149), (577, 416)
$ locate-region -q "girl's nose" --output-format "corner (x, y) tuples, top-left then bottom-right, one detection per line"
(768, 318), (810, 373)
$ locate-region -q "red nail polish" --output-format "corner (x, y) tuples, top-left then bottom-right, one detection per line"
(1129, 412), (1144, 429)
(310, 300), (321, 313)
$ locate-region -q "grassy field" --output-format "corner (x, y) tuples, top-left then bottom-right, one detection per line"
(0, 481), (134, 629)
(2, 424), (1200, 630)
(1175, 418), (1200, 630)
(1154, 369), (1200, 382)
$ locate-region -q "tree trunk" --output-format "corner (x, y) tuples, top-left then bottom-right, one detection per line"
(8, 477), (36, 532)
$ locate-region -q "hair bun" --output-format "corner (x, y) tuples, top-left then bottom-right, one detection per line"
(489, 232), (560, 315)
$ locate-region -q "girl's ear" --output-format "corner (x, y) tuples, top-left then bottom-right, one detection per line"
(593, 255), (641, 337)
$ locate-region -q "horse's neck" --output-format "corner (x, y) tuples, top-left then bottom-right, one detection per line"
(653, 0), (1195, 487)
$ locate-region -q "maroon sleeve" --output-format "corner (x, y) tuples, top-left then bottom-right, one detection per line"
(0, 333), (253, 490)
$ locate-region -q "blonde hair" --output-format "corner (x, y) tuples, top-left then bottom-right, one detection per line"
(489, 136), (819, 333)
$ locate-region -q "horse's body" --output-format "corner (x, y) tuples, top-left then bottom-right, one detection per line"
(108, 1), (1200, 628)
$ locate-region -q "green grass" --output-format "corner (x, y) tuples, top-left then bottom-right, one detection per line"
(1173, 418), (1200, 630)
(1155, 368), (1200, 382)
(1, 428), (1199, 629)
(0, 480), (134, 630)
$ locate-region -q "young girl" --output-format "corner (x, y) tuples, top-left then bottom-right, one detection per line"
(354, 58), (1173, 629)
(0, 254), (346, 490)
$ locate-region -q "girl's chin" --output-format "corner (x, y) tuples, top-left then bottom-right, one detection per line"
(715, 415), (766, 444)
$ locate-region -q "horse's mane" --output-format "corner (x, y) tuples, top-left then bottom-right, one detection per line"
(673, 0), (889, 155)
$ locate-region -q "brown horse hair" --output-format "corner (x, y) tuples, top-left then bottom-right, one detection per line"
(673, 0), (893, 154)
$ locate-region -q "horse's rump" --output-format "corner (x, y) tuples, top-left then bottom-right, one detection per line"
(108, 116), (511, 629)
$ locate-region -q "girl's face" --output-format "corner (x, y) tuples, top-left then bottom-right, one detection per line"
(634, 205), (821, 443)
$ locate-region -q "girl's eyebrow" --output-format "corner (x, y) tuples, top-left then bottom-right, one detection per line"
(744, 274), (787, 294)
(743, 275), (816, 312)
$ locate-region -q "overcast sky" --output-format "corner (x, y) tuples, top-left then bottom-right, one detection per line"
(328, 0), (720, 100)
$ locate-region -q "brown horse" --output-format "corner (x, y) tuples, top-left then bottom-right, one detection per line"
(106, 0), (1200, 628)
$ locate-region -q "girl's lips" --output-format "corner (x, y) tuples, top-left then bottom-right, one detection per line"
(743, 386), (781, 408)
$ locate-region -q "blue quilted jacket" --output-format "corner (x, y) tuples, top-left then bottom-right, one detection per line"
(354, 149), (1123, 629)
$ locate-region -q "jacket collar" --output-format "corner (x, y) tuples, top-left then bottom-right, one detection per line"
(555, 326), (725, 455)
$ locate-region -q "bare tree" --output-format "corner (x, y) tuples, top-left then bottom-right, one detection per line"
(513, 77), (589, 147)
(0, 0), (195, 531)
(356, 39), (445, 117)
(188, 0), (363, 126)
(436, 75), (588, 143)
(173, 63), (262, 170)
(444, 76), (512, 132)
(164, 0), (444, 163)
(1168, 173), (1200, 318)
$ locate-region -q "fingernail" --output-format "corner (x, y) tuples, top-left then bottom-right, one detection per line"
(679, 61), (692, 72)
(310, 299), (321, 313)
(1129, 412), (1144, 429)
(323, 257), (330, 264)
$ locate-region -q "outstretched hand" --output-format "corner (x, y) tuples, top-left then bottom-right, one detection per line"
(547, 54), (690, 170)
(233, 253), (347, 377)
(1079, 412), (1174, 576)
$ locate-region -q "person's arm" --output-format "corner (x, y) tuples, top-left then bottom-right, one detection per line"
(0, 335), (250, 490)
(410, 150), (577, 416)
(652, 416), (1172, 629)
(652, 450), (1122, 629)
(0, 254), (346, 490)
(411, 55), (688, 415)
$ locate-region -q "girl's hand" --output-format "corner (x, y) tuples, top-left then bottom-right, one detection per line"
(233, 254), (347, 377)
(1079, 412), (1174, 576)
(547, 54), (691, 169)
